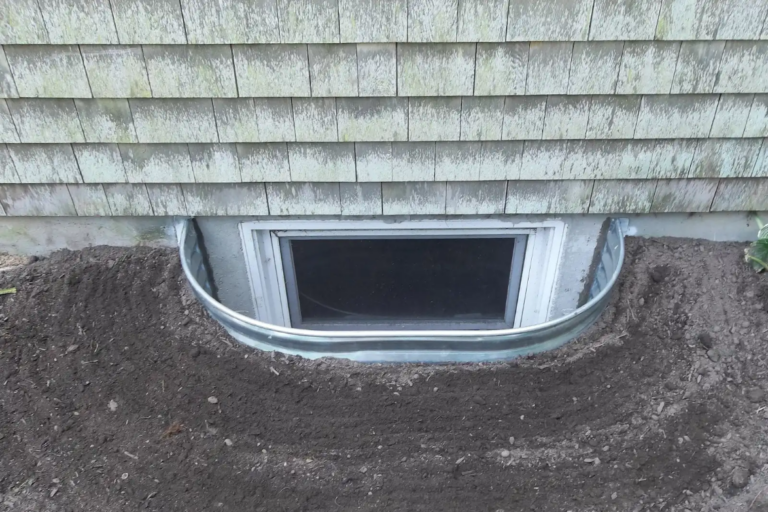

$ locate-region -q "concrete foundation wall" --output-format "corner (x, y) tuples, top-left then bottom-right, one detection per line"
(0, 216), (176, 255)
(628, 212), (768, 241)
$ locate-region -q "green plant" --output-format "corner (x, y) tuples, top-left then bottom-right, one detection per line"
(745, 217), (768, 272)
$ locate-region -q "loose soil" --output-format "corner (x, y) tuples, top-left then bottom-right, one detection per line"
(1, 238), (768, 512)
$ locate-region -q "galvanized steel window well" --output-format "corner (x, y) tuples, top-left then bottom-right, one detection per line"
(178, 218), (626, 363)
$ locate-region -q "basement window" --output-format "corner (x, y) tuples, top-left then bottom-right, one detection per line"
(241, 220), (565, 330)
(281, 236), (525, 330)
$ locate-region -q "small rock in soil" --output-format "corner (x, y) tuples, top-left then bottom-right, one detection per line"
(731, 467), (750, 489)
(650, 265), (669, 283)
(697, 332), (714, 349)
(108, 400), (118, 412)
(500, 450), (510, 458)
(508, 436), (515, 446)
(747, 388), (765, 403)
(207, 396), (219, 404)
(664, 379), (678, 391)
(26, 255), (38, 265)
(224, 439), (233, 447)
(190, 346), (200, 358)
(707, 349), (721, 363)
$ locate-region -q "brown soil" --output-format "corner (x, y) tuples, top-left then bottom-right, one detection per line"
(1, 238), (768, 512)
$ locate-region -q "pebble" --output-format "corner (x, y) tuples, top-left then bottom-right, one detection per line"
(707, 349), (721, 363)
(224, 439), (233, 447)
(26, 255), (39, 265)
(741, 320), (750, 328)
(731, 467), (750, 489)
(745, 290), (755, 298)
(664, 380), (678, 391)
(207, 396), (219, 404)
(500, 450), (510, 458)
(650, 266), (668, 283)
(712, 326), (722, 333)
(747, 388), (765, 403)
(190, 346), (200, 358)
(360, 467), (368, 474)
(508, 436), (515, 446)
(698, 332), (714, 349)
(121, 473), (128, 480)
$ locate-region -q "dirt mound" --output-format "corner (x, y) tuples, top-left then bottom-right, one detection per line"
(1, 238), (767, 511)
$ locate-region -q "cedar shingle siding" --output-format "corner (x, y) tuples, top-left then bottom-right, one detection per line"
(0, 0), (767, 216)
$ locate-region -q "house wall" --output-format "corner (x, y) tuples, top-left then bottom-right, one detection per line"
(0, 0), (767, 220)
(1, 0), (768, 321)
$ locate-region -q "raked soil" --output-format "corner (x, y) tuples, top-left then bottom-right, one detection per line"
(1, 238), (768, 512)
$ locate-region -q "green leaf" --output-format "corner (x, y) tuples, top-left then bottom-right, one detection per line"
(757, 217), (768, 239)
(747, 238), (768, 271)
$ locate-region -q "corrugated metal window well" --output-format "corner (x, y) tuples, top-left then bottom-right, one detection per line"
(179, 218), (626, 362)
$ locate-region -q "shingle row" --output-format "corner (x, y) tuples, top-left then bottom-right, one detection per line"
(3, 95), (768, 144)
(0, 179), (761, 217)
(1, 139), (767, 184)
(4, 0), (768, 44)
(2, 42), (767, 99)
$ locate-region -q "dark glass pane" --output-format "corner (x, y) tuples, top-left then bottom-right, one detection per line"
(287, 237), (517, 324)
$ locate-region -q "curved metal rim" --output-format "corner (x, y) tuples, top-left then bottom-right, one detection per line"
(177, 218), (626, 362)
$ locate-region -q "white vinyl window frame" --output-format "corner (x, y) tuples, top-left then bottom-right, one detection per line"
(239, 219), (567, 330)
